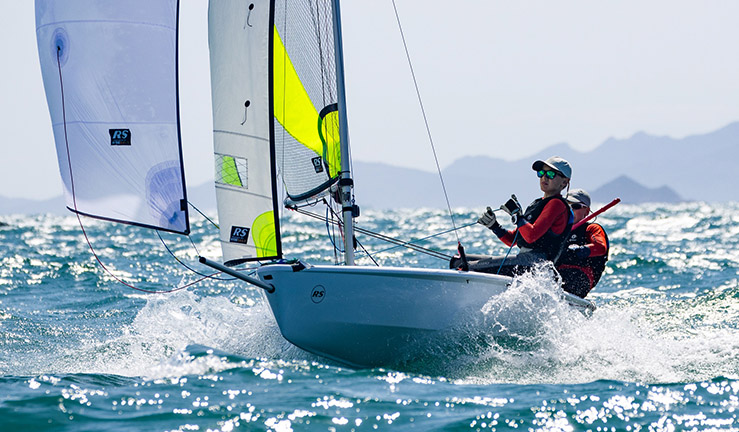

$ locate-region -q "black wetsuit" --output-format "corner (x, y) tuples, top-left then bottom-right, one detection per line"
(557, 222), (609, 298)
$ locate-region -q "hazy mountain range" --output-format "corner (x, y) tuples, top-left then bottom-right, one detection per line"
(356, 120), (739, 208)
(4, 121), (735, 215)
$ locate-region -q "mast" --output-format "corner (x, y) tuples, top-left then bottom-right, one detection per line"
(330, 0), (355, 265)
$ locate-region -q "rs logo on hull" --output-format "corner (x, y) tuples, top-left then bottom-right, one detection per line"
(311, 285), (325, 304)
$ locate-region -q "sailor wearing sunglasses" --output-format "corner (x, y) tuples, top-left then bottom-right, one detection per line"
(454, 156), (574, 276)
(556, 189), (610, 298)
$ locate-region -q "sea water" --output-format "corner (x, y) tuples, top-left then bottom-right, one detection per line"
(0, 203), (737, 431)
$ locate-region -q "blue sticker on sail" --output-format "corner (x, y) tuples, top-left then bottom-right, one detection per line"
(110, 129), (131, 146)
(230, 226), (250, 244)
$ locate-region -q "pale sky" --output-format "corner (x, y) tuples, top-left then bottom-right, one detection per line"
(3, 1), (739, 200)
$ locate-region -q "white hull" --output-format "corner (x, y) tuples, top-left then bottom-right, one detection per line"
(257, 263), (517, 368)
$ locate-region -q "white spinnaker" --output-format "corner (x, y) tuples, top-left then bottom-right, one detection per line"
(35, 0), (189, 234)
(208, 0), (282, 264)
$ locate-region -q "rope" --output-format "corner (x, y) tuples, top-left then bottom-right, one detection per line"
(496, 230), (519, 275)
(56, 46), (220, 294)
(292, 207), (452, 260)
(325, 205), (344, 254)
(156, 231), (236, 281)
(391, 0), (461, 246)
(372, 222), (476, 255)
(188, 201), (219, 229)
(355, 236), (380, 266)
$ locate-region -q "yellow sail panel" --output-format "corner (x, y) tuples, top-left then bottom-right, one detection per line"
(318, 108), (341, 178)
(252, 211), (277, 258)
(273, 27), (321, 154)
(273, 26), (341, 179)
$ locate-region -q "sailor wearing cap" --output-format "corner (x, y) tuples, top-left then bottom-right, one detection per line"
(556, 188), (610, 298)
(453, 156), (574, 276)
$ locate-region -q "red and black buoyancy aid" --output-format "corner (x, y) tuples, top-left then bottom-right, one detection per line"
(516, 195), (574, 262)
(559, 222), (610, 286)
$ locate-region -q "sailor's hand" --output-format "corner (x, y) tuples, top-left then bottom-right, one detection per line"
(500, 195), (523, 224)
(567, 244), (590, 259)
(477, 207), (498, 229)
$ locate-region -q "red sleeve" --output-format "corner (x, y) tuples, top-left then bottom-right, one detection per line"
(498, 229), (516, 247)
(517, 199), (568, 244)
(585, 224), (608, 257)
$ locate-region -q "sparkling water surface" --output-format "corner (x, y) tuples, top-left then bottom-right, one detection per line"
(0, 204), (738, 431)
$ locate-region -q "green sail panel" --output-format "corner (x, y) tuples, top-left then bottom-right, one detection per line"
(252, 211), (278, 258)
(35, 0), (189, 234)
(273, 0), (342, 202)
(216, 155), (246, 188)
(208, 0), (282, 264)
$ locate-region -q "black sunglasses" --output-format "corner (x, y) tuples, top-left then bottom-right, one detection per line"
(536, 169), (560, 179)
(571, 203), (587, 210)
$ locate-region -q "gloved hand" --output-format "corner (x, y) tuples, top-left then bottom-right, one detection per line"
(477, 206), (498, 229)
(500, 195), (522, 224)
(567, 244), (590, 259)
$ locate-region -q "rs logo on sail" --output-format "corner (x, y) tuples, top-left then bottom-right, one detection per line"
(230, 226), (250, 244)
(109, 129), (131, 146)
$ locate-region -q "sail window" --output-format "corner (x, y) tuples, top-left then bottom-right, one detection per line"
(215, 154), (248, 189)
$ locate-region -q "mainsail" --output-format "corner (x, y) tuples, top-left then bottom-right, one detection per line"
(208, 0), (282, 264)
(35, 0), (189, 234)
(208, 0), (343, 264)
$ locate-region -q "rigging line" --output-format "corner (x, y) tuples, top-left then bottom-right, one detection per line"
(156, 230), (236, 281)
(319, 200), (453, 260)
(326, 205), (344, 255)
(497, 230), (518, 275)
(187, 234), (201, 257)
(356, 223), (452, 259)
(355, 236), (380, 266)
(372, 221), (477, 255)
(188, 201), (219, 229)
(323, 198), (345, 262)
(56, 46), (219, 295)
(294, 206), (452, 260)
(355, 224), (451, 260)
(391, 0), (460, 245)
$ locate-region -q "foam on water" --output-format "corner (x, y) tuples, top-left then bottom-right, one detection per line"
(44, 247), (739, 385)
(461, 269), (739, 385)
(3, 204), (739, 384)
(3, 206), (739, 429)
(56, 289), (317, 378)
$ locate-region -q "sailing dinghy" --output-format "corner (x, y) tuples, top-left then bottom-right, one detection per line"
(36, 0), (594, 369)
